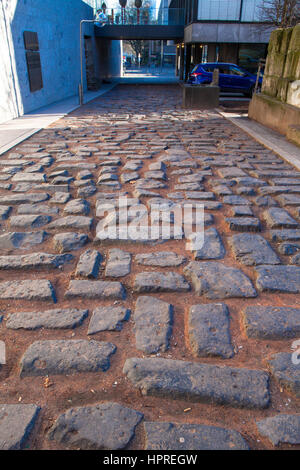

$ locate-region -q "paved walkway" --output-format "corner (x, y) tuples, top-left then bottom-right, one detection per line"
(0, 83), (117, 156)
(0, 84), (299, 450)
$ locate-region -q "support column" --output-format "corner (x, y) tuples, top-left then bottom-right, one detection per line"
(179, 44), (184, 81)
(175, 45), (179, 76)
(185, 44), (191, 82)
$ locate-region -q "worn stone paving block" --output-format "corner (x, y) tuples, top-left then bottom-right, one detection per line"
(255, 265), (300, 293)
(270, 229), (300, 242)
(0, 252), (73, 270)
(278, 241), (300, 255)
(48, 402), (143, 450)
(53, 232), (88, 253)
(188, 303), (234, 359)
(134, 272), (190, 293)
(0, 280), (56, 302)
(0, 404), (40, 450)
(263, 207), (298, 229)
(135, 251), (186, 267)
(17, 204), (59, 215)
(256, 415), (300, 446)
(226, 217), (261, 232)
(255, 195), (278, 207)
(223, 195), (251, 205)
(64, 199), (90, 215)
(88, 306), (130, 334)
(134, 296), (173, 354)
(10, 214), (52, 229)
(0, 206), (12, 219)
(291, 252), (300, 264)
(20, 340), (116, 376)
(229, 233), (280, 266)
(123, 358), (270, 409)
(144, 422), (249, 450)
(188, 228), (225, 260)
(0, 193), (49, 205)
(267, 353), (300, 397)
(234, 177), (265, 186)
(7, 308), (88, 330)
(105, 249), (131, 277)
(184, 261), (257, 299)
(48, 216), (93, 230)
(75, 249), (102, 278)
(0, 231), (47, 250)
(230, 205), (253, 217)
(219, 167), (247, 178)
(11, 173), (46, 183)
(50, 192), (71, 204)
(277, 194), (300, 206)
(65, 280), (125, 300)
(243, 306), (300, 339)
(272, 178), (300, 186)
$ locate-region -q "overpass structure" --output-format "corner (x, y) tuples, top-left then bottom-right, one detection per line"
(94, 7), (184, 40)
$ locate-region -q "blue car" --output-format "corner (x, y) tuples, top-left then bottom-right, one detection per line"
(188, 62), (262, 97)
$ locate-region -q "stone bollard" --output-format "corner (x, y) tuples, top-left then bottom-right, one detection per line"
(211, 68), (219, 87)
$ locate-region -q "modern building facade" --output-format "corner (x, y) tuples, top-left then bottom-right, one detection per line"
(0, 0), (121, 124)
(169, 0), (274, 79)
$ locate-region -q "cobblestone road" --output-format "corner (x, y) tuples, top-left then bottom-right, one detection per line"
(0, 85), (299, 450)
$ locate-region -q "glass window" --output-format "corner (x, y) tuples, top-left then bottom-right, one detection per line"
(238, 44), (267, 73)
(197, 0), (241, 21)
(229, 66), (245, 76)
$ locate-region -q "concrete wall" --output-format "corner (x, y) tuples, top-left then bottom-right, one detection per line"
(0, 0), (96, 124)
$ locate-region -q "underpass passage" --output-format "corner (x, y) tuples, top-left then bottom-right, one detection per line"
(0, 84), (300, 450)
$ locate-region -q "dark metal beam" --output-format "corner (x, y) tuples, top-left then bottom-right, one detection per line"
(94, 24), (184, 40)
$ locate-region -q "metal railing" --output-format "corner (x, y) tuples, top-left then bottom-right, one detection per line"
(94, 7), (185, 26)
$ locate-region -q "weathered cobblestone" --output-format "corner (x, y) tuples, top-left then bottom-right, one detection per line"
(0, 252), (73, 270)
(88, 306), (130, 334)
(20, 340), (116, 376)
(243, 306), (300, 339)
(184, 262), (257, 298)
(134, 272), (190, 293)
(229, 233), (280, 265)
(53, 232), (88, 252)
(7, 308), (88, 330)
(255, 266), (300, 293)
(105, 249), (131, 277)
(48, 403), (143, 450)
(123, 358), (270, 408)
(75, 249), (101, 278)
(267, 353), (300, 397)
(65, 280), (125, 299)
(0, 404), (40, 450)
(144, 422), (249, 450)
(135, 251), (186, 267)
(0, 280), (56, 301)
(134, 296), (173, 354)
(1, 84), (299, 450)
(188, 303), (234, 358)
(256, 415), (300, 446)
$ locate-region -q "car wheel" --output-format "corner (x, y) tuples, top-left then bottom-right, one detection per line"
(244, 86), (255, 98)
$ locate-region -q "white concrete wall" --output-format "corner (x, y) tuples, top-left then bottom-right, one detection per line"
(0, 0), (95, 124)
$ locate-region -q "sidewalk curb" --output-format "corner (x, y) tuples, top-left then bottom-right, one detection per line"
(218, 109), (300, 170)
(0, 82), (118, 156)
